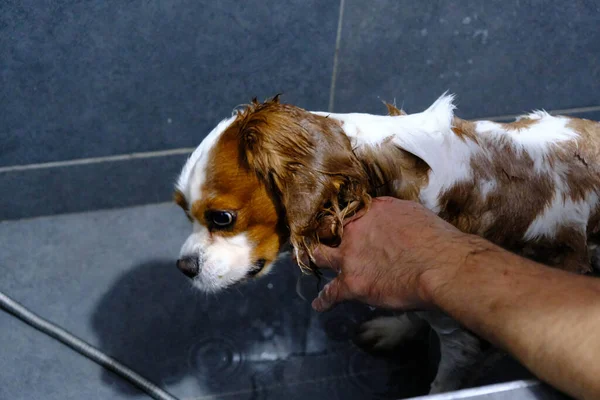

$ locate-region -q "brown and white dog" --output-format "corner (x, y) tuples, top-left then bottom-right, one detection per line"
(173, 93), (600, 393)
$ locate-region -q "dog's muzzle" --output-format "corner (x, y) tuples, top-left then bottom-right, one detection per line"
(176, 256), (200, 278)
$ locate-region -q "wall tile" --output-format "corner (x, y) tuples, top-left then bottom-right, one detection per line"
(334, 0), (600, 118)
(1, 0), (339, 166)
(0, 153), (189, 220)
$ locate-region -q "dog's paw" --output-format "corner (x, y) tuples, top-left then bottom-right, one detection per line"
(355, 315), (423, 352)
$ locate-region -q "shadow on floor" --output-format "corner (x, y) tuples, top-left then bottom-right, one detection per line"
(90, 259), (431, 399)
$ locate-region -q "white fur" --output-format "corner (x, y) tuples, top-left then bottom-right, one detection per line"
(175, 115), (236, 201)
(312, 92), (457, 154)
(358, 314), (425, 350)
(179, 222), (254, 292)
(316, 94), (582, 214)
(176, 115), (263, 292)
(314, 93), (480, 212)
(479, 179), (497, 199)
(174, 94), (599, 394)
(524, 190), (598, 241)
(176, 93), (587, 293)
(475, 115), (578, 173)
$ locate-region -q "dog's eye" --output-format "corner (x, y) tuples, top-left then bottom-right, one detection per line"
(207, 211), (236, 228)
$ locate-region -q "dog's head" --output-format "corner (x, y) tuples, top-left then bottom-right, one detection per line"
(173, 96), (371, 292)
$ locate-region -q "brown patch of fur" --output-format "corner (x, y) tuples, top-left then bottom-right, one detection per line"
(555, 225), (592, 273)
(384, 102), (406, 116)
(229, 96), (372, 272)
(439, 116), (600, 274)
(451, 117), (479, 142)
(440, 119), (554, 256)
(563, 118), (600, 203)
(191, 123), (288, 269)
(437, 181), (486, 235)
(355, 140), (429, 201)
(500, 117), (539, 131)
(563, 117), (600, 255)
(173, 190), (188, 210)
(472, 137), (555, 248)
(452, 116), (538, 142)
(518, 225), (591, 274)
(173, 190), (191, 221)
(191, 95), (600, 277)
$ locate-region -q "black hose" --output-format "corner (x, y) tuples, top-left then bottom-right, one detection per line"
(0, 290), (179, 400)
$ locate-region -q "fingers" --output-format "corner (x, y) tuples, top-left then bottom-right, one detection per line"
(296, 206), (369, 269)
(311, 245), (339, 270)
(296, 244), (339, 271)
(311, 278), (347, 312)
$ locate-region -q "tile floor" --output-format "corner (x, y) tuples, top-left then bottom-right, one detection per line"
(0, 203), (435, 399)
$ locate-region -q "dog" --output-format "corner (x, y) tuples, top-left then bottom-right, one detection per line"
(172, 93), (600, 394)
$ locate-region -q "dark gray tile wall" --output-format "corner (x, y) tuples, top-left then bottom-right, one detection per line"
(1, 0), (338, 167)
(575, 110), (600, 122)
(0, 153), (188, 220)
(2, 0), (600, 220)
(334, 0), (600, 117)
(1, 0), (340, 220)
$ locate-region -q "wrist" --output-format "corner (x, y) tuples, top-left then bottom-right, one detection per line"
(418, 233), (495, 309)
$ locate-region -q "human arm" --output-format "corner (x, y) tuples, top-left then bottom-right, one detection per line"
(309, 197), (600, 400)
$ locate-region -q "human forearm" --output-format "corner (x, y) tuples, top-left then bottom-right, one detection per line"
(308, 198), (600, 398)
(423, 236), (600, 400)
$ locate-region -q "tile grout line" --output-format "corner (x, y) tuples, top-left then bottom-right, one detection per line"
(1, 103), (599, 174)
(0, 147), (196, 173)
(327, 0), (345, 113)
(0, 201), (176, 223)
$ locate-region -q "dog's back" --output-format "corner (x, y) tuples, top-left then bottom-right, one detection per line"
(323, 100), (600, 273)
(438, 114), (600, 273)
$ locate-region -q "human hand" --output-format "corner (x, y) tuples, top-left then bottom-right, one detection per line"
(308, 197), (477, 312)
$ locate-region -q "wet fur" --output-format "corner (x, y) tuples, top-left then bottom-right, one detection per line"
(175, 94), (600, 394)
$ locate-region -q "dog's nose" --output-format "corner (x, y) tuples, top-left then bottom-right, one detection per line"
(176, 256), (200, 278)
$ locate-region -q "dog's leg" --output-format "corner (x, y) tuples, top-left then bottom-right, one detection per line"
(563, 248), (592, 274)
(429, 326), (482, 393)
(355, 312), (427, 351)
(559, 228), (592, 274)
(417, 310), (482, 394)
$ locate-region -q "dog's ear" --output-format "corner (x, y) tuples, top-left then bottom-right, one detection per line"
(236, 99), (371, 271)
(237, 97), (313, 185)
(280, 169), (369, 250)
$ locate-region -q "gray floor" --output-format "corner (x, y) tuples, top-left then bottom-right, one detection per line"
(0, 203), (433, 399)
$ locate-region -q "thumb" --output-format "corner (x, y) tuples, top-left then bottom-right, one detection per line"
(296, 243), (340, 271)
(311, 278), (348, 312)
